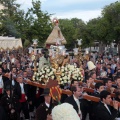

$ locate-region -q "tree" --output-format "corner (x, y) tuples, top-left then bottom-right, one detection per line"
(59, 18), (86, 49)
(81, 18), (98, 49)
(0, 0), (21, 37)
(25, 0), (52, 46)
(102, 1), (120, 56)
(0, 0), (52, 47)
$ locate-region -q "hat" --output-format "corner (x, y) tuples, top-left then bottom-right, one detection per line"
(5, 85), (14, 91)
(87, 61), (96, 70)
(41, 88), (50, 96)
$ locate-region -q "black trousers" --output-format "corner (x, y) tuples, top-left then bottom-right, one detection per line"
(19, 102), (29, 119)
(0, 93), (3, 100)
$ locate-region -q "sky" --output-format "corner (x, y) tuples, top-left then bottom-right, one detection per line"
(16, 0), (118, 22)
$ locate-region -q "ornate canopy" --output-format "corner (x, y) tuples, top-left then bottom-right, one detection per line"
(0, 36), (23, 50)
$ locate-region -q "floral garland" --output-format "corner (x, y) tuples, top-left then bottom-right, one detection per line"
(52, 103), (80, 120)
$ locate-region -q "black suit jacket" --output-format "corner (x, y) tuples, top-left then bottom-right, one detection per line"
(2, 76), (9, 89)
(14, 82), (30, 101)
(1, 94), (20, 119)
(91, 91), (100, 112)
(96, 102), (118, 120)
(36, 102), (49, 120)
(0, 106), (7, 120)
(65, 95), (79, 113)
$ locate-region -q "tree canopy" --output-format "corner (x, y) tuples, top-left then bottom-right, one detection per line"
(0, 0), (120, 54)
(0, 0), (52, 46)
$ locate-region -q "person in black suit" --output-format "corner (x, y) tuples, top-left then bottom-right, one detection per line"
(65, 86), (82, 119)
(35, 88), (53, 120)
(91, 82), (104, 120)
(80, 76), (95, 120)
(14, 75), (30, 120)
(0, 105), (7, 120)
(95, 90), (118, 120)
(1, 85), (20, 120)
(115, 88), (120, 118)
(2, 62), (10, 74)
(0, 67), (9, 99)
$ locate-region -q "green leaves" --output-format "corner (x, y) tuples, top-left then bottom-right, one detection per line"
(0, 0), (120, 52)
(59, 18), (86, 49)
(0, 0), (52, 47)
(102, 2), (120, 43)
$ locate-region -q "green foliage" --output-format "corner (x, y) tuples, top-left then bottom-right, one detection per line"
(0, 0), (52, 47)
(82, 1), (120, 49)
(59, 18), (86, 49)
(26, 0), (52, 46)
(0, 0), (120, 51)
(102, 2), (120, 43)
(0, 0), (21, 37)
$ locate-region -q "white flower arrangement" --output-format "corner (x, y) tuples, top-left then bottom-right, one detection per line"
(33, 65), (56, 84)
(33, 64), (83, 85)
(59, 64), (83, 85)
(52, 103), (80, 120)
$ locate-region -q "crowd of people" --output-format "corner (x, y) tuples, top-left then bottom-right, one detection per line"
(0, 49), (120, 120)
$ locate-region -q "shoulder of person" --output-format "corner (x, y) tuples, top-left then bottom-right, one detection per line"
(65, 95), (73, 101)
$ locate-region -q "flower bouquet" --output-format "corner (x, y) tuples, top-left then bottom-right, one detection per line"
(59, 64), (83, 85)
(32, 65), (56, 84)
(33, 64), (83, 85)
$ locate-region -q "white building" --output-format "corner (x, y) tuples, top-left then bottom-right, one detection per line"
(86, 41), (118, 55)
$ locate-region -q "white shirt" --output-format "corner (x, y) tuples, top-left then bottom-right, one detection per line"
(111, 64), (116, 70)
(73, 95), (82, 119)
(12, 80), (15, 86)
(104, 103), (111, 115)
(0, 76), (3, 88)
(45, 102), (50, 108)
(11, 58), (15, 63)
(20, 83), (25, 94)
